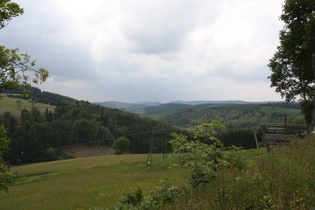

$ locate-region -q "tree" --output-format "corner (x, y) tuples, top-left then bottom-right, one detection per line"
(268, 0), (315, 133)
(112, 137), (130, 155)
(0, 1), (49, 93)
(0, 0), (23, 29)
(169, 122), (226, 188)
(0, 0), (49, 190)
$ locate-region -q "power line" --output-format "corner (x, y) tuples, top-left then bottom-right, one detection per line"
(19, 127), (171, 155)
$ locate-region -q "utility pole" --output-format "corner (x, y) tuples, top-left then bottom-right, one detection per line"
(163, 126), (168, 160)
(146, 130), (154, 167)
(146, 138), (153, 167)
(253, 130), (259, 149)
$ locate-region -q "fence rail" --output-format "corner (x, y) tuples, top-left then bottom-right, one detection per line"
(261, 124), (307, 152)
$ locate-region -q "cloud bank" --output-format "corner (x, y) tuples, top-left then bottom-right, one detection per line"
(1, 0), (284, 102)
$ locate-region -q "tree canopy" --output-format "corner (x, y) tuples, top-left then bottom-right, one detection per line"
(268, 0), (315, 132)
(112, 137), (130, 155)
(0, 0), (23, 29)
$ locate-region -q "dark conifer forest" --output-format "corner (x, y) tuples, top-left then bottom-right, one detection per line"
(1, 88), (180, 164)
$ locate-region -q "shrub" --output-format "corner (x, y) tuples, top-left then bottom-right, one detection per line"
(169, 122), (226, 188)
(116, 181), (182, 210)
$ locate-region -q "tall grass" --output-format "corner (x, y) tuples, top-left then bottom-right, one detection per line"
(168, 137), (315, 209)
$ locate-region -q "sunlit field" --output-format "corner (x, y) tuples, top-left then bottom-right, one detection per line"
(0, 97), (54, 116)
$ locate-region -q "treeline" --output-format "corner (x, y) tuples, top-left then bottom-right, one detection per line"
(218, 128), (263, 149)
(0, 99), (180, 164)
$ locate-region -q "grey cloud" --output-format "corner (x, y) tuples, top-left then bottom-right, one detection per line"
(122, 0), (202, 55)
(1, 0), (284, 102)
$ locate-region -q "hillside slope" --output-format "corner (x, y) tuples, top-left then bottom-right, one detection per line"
(1, 93), (183, 164)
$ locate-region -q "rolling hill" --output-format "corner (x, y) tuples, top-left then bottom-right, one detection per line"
(95, 100), (304, 130)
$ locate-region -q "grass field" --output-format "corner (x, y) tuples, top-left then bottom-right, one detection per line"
(0, 97), (55, 116)
(0, 154), (190, 209)
(1, 137), (313, 209)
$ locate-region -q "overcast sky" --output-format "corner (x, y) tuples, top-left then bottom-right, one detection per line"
(2, 0), (285, 103)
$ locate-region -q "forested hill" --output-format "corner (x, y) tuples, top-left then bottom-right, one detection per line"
(96, 100), (304, 130)
(2, 86), (75, 106)
(26, 86), (75, 106)
(0, 90), (183, 164)
(146, 103), (304, 130)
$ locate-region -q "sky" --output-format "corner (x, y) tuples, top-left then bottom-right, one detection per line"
(1, 0), (285, 103)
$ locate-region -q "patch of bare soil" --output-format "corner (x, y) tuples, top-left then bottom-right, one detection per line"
(62, 145), (115, 158)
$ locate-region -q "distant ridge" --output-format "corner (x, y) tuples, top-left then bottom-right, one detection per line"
(93, 100), (284, 112)
(94, 100), (282, 108)
(170, 100), (252, 105)
(94, 101), (132, 108)
(133, 101), (161, 106)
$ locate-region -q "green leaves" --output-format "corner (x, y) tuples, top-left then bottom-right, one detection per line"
(268, 0), (315, 130)
(169, 122), (226, 188)
(0, 46), (49, 92)
(0, 1), (49, 94)
(0, 0), (24, 29)
(112, 137), (130, 155)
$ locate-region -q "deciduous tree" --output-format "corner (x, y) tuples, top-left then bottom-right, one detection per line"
(169, 122), (226, 188)
(112, 137), (130, 155)
(0, 0), (49, 191)
(268, 0), (315, 132)
(0, 1), (49, 93)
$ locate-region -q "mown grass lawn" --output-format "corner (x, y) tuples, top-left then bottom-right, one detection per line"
(0, 154), (189, 209)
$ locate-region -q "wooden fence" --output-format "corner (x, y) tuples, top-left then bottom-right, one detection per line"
(261, 124), (307, 152)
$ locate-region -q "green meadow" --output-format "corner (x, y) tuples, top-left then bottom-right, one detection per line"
(0, 154), (189, 209)
(0, 97), (55, 115)
(1, 138), (315, 209)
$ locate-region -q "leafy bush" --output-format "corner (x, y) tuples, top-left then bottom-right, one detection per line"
(116, 181), (182, 210)
(169, 122), (226, 188)
(120, 188), (143, 206)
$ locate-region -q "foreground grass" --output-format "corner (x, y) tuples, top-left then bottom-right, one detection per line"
(0, 154), (189, 209)
(168, 137), (315, 209)
(2, 140), (313, 209)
